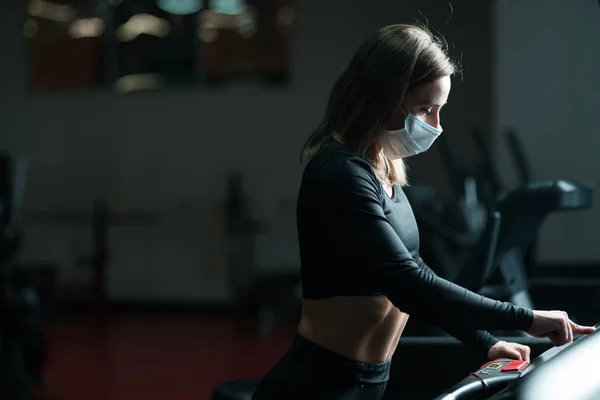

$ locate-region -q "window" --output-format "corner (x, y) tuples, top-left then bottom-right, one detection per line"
(27, 0), (106, 90)
(209, 0), (247, 15)
(199, 0), (293, 85)
(157, 0), (203, 15)
(112, 0), (198, 91)
(26, 0), (294, 91)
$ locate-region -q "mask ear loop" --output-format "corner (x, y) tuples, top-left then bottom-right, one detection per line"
(384, 104), (409, 131)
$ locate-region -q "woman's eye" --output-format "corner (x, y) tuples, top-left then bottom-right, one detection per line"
(419, 108), (433, 115)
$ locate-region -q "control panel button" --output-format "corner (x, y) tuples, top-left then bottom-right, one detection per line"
(501, 360), (529, 372)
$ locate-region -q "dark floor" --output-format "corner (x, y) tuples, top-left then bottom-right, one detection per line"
(33, 312), (296, 400)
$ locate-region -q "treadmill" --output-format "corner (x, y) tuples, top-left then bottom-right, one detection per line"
(434, 322), (600, 400)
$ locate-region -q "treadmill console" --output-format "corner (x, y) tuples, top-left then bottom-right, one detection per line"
(435, 324), (599, 400)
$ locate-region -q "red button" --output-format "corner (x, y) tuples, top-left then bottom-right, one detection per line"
(501, 360), (529, 372)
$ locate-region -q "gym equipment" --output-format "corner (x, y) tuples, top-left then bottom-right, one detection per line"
(386, 336), (551, 400)
(402, 209), (501, 338)
(1, 153), (37, 400)
(470, 128), (508, 204)
(0, 155), (27, 265)
(399, 155), (594, 388)
(407, 134), (489, 281)
(476, 180), (594, 309)
(437, 132), (488, 238)
(1, 153), (159, 400)
(24, 199), (160, 314)
(408, 187), (488, 281)
(224, 170), (301, 338)
(434, 322), (600, 400)
(468, 128), (600, 322)
(397, 181), (578, 393)
(470, 127), (535, 205)
(435, 128), (595, 310)
(491, 325), (600, 400)
(225, 170), (260, 305)
(1, 155), (11, 232)
(437, 359), (532, 399)
(406, 179), (594, 333)
(471, 127), (536, 275)
(503, 129), (531, 189)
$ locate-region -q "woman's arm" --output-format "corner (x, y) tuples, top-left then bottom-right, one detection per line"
(320, 159), (533, 332)
(414, 256), (499, 358)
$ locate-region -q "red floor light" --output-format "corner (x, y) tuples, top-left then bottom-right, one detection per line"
(34, 313), (295, 400)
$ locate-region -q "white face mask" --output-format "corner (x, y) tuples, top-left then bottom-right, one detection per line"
(381, 113), (443, 159)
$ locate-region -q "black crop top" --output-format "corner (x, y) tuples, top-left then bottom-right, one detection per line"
(297, 140), (534, 356)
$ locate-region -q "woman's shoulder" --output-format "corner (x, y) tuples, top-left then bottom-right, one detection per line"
(302, 141), (380, 194)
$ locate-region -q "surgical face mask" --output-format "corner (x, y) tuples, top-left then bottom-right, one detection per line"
(381, 113), (443, 159)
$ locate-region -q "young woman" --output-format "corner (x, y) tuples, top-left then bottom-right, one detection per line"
(251, 24), (595, 400)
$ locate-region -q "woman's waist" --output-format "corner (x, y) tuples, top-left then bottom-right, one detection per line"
(298, 303), (409, 364)
(289, 331), (393, 383)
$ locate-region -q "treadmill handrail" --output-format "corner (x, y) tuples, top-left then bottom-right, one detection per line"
(454, 211), (501, 291)
(508, 324), (600, 400)
(504, 128), (531, 187)
(441, 324), (600, 400)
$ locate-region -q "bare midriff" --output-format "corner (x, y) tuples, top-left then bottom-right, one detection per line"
(298, 296), (409, 363)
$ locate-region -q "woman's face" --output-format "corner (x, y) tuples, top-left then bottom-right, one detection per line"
(386, 75), (451, 131)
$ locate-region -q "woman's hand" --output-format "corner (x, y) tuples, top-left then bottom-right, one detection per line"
(487, 341), (531, 362)
(528, 310), (596, 346)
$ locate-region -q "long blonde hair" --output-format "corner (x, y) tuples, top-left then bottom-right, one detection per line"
(301, 24), (456, 186)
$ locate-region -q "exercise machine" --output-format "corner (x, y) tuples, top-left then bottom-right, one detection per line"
(434, 322), (600, 400)
(437, 128), (595, 311)
(491, 326), (600, 399)
(401, 209), (501, 338)
(406, 133), (489, 281)
(388, 179), (596, 394)
(23, 199), (160, 314)
(476, 179), (594, 309)
(0, 153), (38, 400)
(405, 179), (594, 336)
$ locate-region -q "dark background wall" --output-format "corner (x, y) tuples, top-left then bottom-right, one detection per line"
(493, 0), (600, 264)
(8, 0), (596, 304)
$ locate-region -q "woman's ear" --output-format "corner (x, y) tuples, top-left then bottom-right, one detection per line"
(385, 106), (408, 131)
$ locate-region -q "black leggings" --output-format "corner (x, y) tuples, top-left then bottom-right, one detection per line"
(252, 334), (390, 400)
